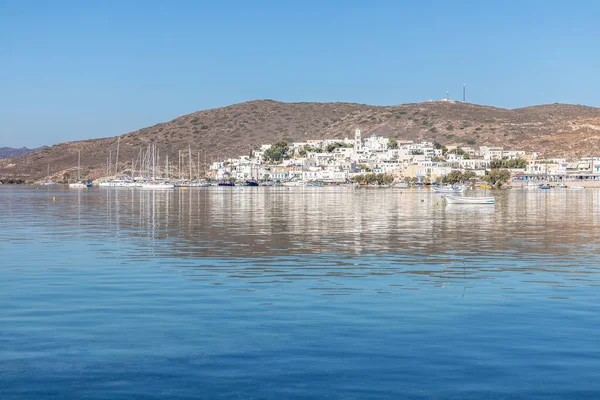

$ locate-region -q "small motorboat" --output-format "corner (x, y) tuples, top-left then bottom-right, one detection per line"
(192, 181), (211, 187)
(569, 186), (584, 190)
(522, 183), (538, 190)
(445, 195), (495, 204)
(304, 182), (324, 187)
(218, 181), (235, 187)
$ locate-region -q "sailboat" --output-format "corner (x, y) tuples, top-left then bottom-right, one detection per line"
(40, 164), (56, 186)
(244, 164), (260, 186)
(140, 143), (175, 190)
(98, 137), (140, 188)
(141, 180), (175, 190)
(98, 175), (137, 187)
(69, 151), (92, 188)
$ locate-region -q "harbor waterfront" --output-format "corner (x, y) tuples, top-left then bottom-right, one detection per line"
(12, 126), (600, 189)
(2, 185), (600, 399)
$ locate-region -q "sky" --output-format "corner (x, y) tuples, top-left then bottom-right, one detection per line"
(1, 0), (599, 147)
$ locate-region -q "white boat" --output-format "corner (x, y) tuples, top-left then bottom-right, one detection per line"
(304, 182), (323, 187)
(98, 176), (138, 187)
(433, 185), (464, 193)
(41, 164), (56, 185)
(141, 181), (175, 190)
(192, 181), (212, 187)
(260, 181), (276, 187)
(69, 151), (93, 188)
(174, 179), (193, 187)
(445, 195), (495, 204)
(282, 181), (305, 187)
(570, 186), (584, 190)
(69, 182), (92, 189)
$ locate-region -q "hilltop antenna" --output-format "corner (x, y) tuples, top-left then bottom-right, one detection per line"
(463, 83), (466, 102)
(446, 90), (449, 100)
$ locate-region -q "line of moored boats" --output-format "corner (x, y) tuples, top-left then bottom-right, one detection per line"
(36, 176), (589, 206)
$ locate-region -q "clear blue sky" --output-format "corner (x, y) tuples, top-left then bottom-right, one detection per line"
(1, 0), (599, 147)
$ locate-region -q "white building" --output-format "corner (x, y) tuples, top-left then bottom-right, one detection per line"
(363, 134), (388, 152)
(479, 146), (504, 160)
(457, 159), (490, 170)
(503, 150), (526, 160)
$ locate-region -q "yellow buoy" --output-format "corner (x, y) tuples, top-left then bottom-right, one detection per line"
(52, 196), (56, 201)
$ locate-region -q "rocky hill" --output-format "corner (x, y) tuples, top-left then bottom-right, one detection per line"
(2, 100), (600, 182)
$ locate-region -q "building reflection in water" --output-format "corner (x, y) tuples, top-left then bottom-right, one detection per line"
(13, 186), (600, 293)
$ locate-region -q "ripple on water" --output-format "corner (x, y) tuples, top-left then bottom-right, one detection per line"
(1, 186), (600, 399)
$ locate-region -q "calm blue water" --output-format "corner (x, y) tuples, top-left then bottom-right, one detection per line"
(1, 186), (600, 399)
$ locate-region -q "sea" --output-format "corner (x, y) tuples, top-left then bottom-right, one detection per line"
(1, 186), (599, 399)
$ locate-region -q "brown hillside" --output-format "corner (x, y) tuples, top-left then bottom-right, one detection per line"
(2, 100), (600, 182)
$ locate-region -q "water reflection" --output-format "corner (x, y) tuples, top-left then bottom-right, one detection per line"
(2, 186), (600, 295)
(3, 186), (600, 399)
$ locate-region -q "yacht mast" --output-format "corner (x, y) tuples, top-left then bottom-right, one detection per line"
(152, 144), (156, 179)
(157, 148), (160, 178)
(188, 145), (192, 181)
(115, 137), (120, 176)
